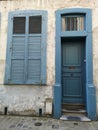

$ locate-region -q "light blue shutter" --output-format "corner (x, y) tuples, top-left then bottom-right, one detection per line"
(6, 16), (26, 84)
(27, 36), (41, 83)
(11, 36), (25, 83)
(27, 15), (43, 84)
(4, 11), (47, 84)
(10, 17), (26, 83)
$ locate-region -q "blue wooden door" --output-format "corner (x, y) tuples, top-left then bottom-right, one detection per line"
(62, 39), (85, 103)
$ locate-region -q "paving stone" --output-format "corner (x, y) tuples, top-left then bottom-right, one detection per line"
(92, 122), (98, 128)
(46, 120), (52, 126)
(0, 116), (98, 130)
(52, 124), (59, 129)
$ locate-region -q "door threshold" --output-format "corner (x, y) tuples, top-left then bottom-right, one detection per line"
(60, 115), (91, 121)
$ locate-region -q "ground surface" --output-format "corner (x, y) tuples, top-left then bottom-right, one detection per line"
(0, 116), (98, 130)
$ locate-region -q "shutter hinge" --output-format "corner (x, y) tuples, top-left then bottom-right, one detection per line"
(11, 17), (13, 20)
(10, 47), (12, 50)
(8, 79), (11, 82)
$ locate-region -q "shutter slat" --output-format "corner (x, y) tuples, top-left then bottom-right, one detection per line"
(28, 36), (41, 43)
(28, 44), (41, 59)
(11, 60), (24, 82)
(28, 60), (41, 81)
(12, 36), (25, 59)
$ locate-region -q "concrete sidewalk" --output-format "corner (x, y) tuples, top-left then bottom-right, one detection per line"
(0, 115), (98, 130)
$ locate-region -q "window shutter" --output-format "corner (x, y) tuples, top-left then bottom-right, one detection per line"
(27, 36), (41, 83)
(5, 11), (47, 84)
(10, 17), (26, 83)
(27, 16), (42, 83)
(11, 36), (25, 83)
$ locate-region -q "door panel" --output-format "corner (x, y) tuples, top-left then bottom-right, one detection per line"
(62, 40), (85, 103)
(63, 77), (82, 97)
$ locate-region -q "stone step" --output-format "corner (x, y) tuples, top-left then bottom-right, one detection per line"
(62, 103), (85, 110)
(62, 109), (87, 116)
(62, 108), (86, 113)
(62, 103), (87, 117)
(61, 112), (87, 117)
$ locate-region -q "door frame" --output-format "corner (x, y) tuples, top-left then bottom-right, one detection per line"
(54, 8), (97, 120)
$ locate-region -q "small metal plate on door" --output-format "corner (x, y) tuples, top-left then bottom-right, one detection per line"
(69, 66), (75, 69)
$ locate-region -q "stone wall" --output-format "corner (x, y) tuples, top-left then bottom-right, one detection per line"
(0, 0), (98, 115)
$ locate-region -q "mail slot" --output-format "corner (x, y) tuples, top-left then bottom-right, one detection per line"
(68, 66), (76, 69)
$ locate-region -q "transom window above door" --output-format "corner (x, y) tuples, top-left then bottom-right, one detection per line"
(62, 15), (85, 31)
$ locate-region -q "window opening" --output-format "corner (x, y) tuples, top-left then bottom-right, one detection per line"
(29, 16), (42, 34)
(62, 15), (84, 31)
(13, 17), (26, 34)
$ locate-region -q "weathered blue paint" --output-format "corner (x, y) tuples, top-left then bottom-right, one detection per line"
(53, 11), (61, 118)
(4, 10), (47, 85)
(61, 31), (87, 37)
(54, 8), (96, 120)
(86, 84), (96, 120)
(41, 13), (48, 84)
(62, 41), (85, 103)
(86, 33), (97, 120)
(54, 84), (62, 118)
